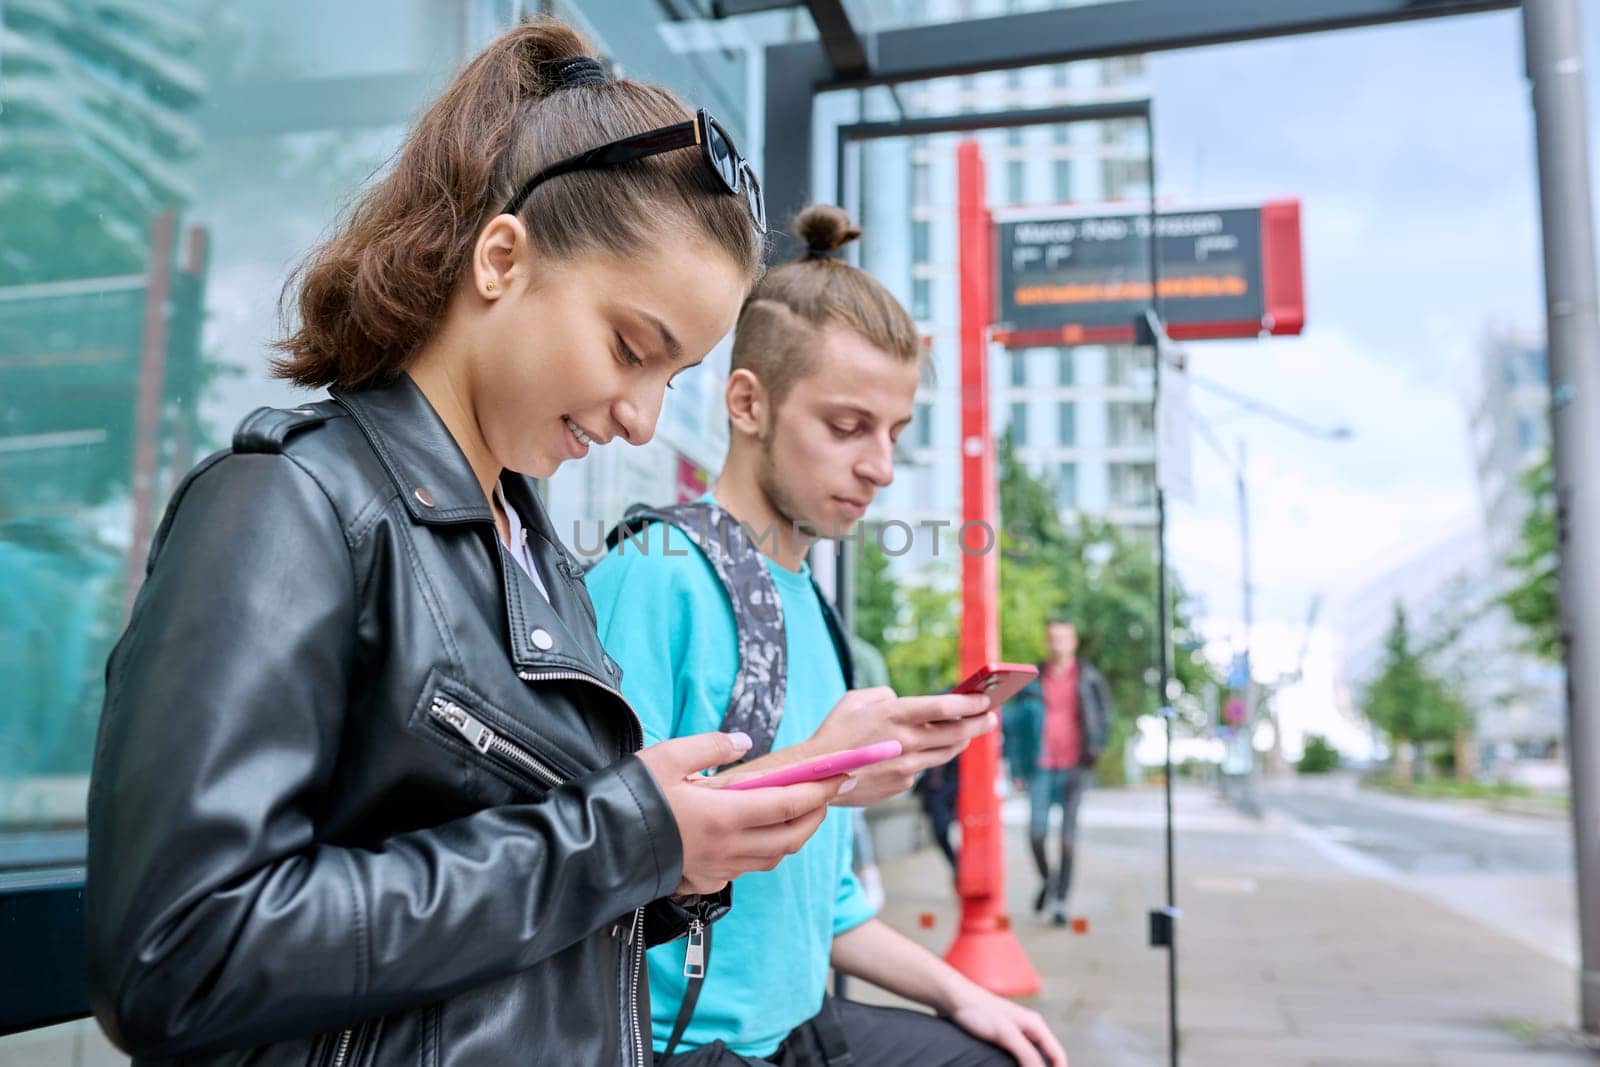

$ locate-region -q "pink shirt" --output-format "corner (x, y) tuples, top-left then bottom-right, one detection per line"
(1039, 661), (1081, 770)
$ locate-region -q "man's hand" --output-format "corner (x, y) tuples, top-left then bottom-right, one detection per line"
(831, 922), (1066, 1066)
(805, 686), (997, 806)
(636, 731), (851, 895)
(946, 986), (1067, 1067)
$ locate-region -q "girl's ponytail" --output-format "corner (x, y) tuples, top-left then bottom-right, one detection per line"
(275, 19), (762, 390)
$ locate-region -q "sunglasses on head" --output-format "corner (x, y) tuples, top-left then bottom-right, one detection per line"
(501, 109), (765, 234)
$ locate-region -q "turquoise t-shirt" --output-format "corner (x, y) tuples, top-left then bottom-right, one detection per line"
(586, 517), (876, 1057)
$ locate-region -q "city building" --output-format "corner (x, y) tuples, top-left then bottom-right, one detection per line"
(1336, 525), (1503, 751)
(1470, 327), (1552, 566)
(1464, 326), (1567, 762)
(1334, 326), (1565, 773)
(843, 17), (1157, 570)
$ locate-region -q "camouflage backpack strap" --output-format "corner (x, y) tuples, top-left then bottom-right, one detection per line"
(603, 501), (787, 760)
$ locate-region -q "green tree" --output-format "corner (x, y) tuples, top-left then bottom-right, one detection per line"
(997, 430), (1070, 667)
(1415, 572), (1495, 781)
(852, 526), (899, 656)
(996, 433), (1220, 785)
(1297, 734), (1340, 775)
(883, 569), (962, 697)
(852, 430), (1221, 785)
(1501, 455), (1561, 662)
(998, 429), (1069, 556)
(1363, 602), (1471, 780)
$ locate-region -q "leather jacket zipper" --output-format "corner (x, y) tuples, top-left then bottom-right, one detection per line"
(428, 696), (565, 789)
(430, 691), (646, 1065)
(683, 918), (706, 978)
(330, 1027), (352, 1067)
(518, 666), (648, 1067)
(630, 909), (646, 1067)
(515, 668), (632, 731)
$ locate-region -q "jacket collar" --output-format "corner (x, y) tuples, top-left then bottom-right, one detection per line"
(333, 377), (619, 681)
(497, 473), (617, 676)
(332, 375), (493, 525)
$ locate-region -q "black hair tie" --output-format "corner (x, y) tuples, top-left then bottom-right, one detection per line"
(555, 56), (607, 89)
(805, 246), (842, 260)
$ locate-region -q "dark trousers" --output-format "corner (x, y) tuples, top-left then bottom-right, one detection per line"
(1027, 766), (1090, 905)
(654, 996), (1015, 1066)
(915, 759), (961, 871)
(924, 790), (959, 870)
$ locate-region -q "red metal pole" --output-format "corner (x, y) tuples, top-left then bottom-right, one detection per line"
(945, 140), (1041, 997)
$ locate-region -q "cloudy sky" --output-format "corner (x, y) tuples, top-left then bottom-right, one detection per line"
(1138, 7), (1597, 751)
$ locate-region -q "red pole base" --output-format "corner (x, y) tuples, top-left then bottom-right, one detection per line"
(944, 916), (1042, 998)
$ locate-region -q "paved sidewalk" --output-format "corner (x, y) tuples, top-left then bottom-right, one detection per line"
(855, 784), (1599, 1066)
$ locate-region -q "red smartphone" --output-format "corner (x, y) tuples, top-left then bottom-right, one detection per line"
(720, 740), (904, 791)
(952, 662), (1039, 706)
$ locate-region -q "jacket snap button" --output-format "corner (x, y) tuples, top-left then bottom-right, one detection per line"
(530, 627), (554, 651)
(414, 487), (436, 508)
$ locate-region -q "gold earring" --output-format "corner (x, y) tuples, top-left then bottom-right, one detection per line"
(486, 280), (498, 292)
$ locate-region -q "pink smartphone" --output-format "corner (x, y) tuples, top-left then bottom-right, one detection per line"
(951, 662), (1039, 707)
(721, 740), (904, 791)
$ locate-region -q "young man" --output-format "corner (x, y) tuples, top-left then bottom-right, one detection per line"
(1003, 620), (1111, 927)
(588, 207), (1066, 1067)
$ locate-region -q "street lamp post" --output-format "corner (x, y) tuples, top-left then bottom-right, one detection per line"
(1523, 0), (1600, 1033)
(1236, 439), (1259, 806)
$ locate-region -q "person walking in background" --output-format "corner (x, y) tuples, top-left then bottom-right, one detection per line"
(1004, 619), (1111, 927)
(915, 754), (962, 872)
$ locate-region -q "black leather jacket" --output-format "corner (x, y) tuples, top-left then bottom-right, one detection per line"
(87, 376), (720, 1065)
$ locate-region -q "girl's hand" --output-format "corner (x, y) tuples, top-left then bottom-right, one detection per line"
(637, 732), (849, 894)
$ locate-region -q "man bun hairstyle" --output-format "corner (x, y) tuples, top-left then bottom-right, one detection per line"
(730, 204), (919, 405)
(274, 18), (764, 391)
(796, 203), (862, 256)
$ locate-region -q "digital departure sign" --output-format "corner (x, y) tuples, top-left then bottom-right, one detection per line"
(993, 200), (1304, 346)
